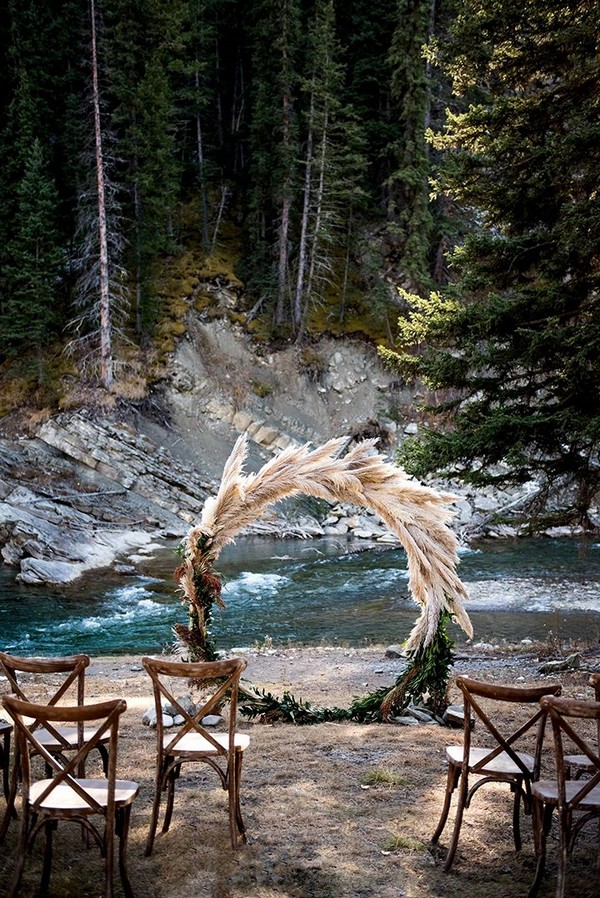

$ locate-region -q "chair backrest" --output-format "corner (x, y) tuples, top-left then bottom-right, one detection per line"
(142, 656), (247, 757)
(542, 695), (600, 810)
(0, 652), (90, 749)
(1, 695), (124, 817)
(457, 675), (562, 777)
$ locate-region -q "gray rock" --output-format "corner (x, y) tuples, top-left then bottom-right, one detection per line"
(444, 705), (474, 729)
(164, 695), (197, 717)
(17, 558), (83, 585)
(385, 645), (404, 659)
(405, 706), (436, 723)
(142, 708), (157, 727)
(538, 653), (581, 674)
(201, 714), (222, 727)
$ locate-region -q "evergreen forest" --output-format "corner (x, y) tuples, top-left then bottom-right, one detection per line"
(0, 0), (599, 522)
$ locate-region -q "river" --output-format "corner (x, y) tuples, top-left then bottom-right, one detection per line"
(1, 536), (600, 657)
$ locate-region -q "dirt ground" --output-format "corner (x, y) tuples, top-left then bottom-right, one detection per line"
(1, 643), (599, 898)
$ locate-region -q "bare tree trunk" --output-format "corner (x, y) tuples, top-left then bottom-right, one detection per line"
(293, 93), (315, 328)
(195, 68), (210, 249)
(298, 104), (329, 342)
(274, 88), (293, 325)
(274, 8), (295, 326)
(133, 176), (143, 336)
(338, 209), (353, 324)
(90, 0), (112, 389)
(211, 184), (229, 252)
(304, 110), (328, 305)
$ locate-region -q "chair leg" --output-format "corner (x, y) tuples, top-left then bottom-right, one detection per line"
(98, 743), (110, 776)
(511, 781), (522, 852)
(6, 801), (30, 898)
(162, 765), (179, 834)
(104, 812), (115, 898)
(529, 801), (553, 898)
(145, 764), (164, 857)
(40, 819), (54, 894)
(0, 753), (20, 844)
(117, 806), (134, 898)
(443, 766), (469, 872)
(227, 751), (246, 848)
(431, 762), (460, 845)
(234, 751), (247, 843)
(1, 728), (10, 800)
(555, 809), (569, 898)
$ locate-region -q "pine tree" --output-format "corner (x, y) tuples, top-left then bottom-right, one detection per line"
(104, 0), (186, 338)
(244, 0), (302, 324)
(1, 138), (62, 371)
(293, 0), (365, 334)
(0, 0), (88, 368)
(386, 0), (600, 526)
(386, 0), (438, 291)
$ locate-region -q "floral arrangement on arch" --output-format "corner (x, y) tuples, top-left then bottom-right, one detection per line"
(174, 434), (472, 720)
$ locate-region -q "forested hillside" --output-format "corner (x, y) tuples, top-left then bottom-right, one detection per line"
(0, 0), (450, 391)
(0, 0), (599, 525)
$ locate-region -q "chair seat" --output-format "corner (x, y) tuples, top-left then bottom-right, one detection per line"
(563, 753), (594, 773)
(532, 778), (600, 808)
(35, 725), (109, 750)
(446, 744), (535, 775)
(164, 732), (250, 755)
(30, 778), (139, 812)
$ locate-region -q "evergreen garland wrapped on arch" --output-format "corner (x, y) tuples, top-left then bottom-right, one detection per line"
(175, 434), (472, 720)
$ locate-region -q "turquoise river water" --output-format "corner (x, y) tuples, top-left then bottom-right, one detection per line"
(1, 536), (600, 657)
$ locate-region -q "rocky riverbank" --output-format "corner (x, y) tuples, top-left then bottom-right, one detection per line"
(0, 406), (593, 587)
(1, 315), (597, 586)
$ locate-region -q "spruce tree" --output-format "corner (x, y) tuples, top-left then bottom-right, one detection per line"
(1, 138), (62, 370)
(104, 0), (186, 339)
(386, 0), (438, 291)
(386, 0), (600, 526)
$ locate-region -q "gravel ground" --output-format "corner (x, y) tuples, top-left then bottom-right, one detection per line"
(1, 642), (599, 898)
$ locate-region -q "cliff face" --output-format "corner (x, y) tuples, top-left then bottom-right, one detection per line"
(142, 315), (402, 478)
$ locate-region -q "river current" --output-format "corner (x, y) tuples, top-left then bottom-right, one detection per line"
(1, 536), (600, 657)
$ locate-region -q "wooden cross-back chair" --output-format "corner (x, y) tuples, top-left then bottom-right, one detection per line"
(142, 655), (250, 855)
(529, 694), (600, 898)
(0, 652), (110, 842)
(563, 673), (600, 778)
(1, 694), (138, 898)
(432, 675), (561, 871)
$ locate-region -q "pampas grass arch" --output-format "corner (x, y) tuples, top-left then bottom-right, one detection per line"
(175, 434), (473, 720)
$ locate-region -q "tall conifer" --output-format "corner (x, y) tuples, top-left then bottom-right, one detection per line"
(387, 0), (600, 525)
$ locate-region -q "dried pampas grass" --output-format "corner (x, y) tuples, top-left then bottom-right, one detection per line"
(177, 434), (472, 655)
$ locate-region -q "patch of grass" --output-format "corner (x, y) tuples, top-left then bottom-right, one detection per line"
(360, 769), (409, 787)
(380, 834), (426, 853)
(252, 380), (274, 398)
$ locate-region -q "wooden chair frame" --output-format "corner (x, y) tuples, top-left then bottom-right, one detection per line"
(563, 673), (600, 778)
(142, 655), (249, 855)
(529, 695), (600, 898)
(2, 694), (138, 898)
(432, 675), (561, 871)
(0, 719), (12, 802)
(0, 652), (109, 842)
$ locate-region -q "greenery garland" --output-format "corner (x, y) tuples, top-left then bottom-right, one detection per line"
(238, 611), (455, 724)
